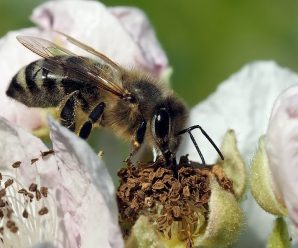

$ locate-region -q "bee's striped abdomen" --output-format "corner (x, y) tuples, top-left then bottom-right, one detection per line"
(6, 59), (76, 108)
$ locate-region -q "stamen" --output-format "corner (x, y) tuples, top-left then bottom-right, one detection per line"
(40, 149), (55, 158)
(0, 158), (58, 247)
(31, 158), (39, 165)
(117, 157), (234, 247)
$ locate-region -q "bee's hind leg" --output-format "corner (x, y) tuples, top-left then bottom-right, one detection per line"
(59, 91), (105, 140)
(79, 102), (106, 139)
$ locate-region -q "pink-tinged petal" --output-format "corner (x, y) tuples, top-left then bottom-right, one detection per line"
(109, 7), (169, 75)
(48, 118), (123, 248)
(0, 117), (63, 246)
(0, 117), (123, 247)
(0, 116), (58, 187)
(181, 61), (298, 245)
(266, 85), (298, 228)
(31, 0), (168, 76)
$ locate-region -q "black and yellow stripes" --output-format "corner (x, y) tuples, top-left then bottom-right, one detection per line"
(6, 74), (24, 98)
(6, 58), (90, 108)
(25, 62), (40, 93)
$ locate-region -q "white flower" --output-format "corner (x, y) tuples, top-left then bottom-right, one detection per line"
(0, 116), (123, 248)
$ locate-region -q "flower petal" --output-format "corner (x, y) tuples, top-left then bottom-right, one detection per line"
(0, 116), (58, 186)
(180, 62), (298, 164)
(48, 118), (123, 248)
(31, 242), (57, 248)
(109, 6), (169, 75)
(266, 85), (298, 227)
(31, 0), (168, 75)
(0, 117), (63, 246)
(0, 28), (51, 130)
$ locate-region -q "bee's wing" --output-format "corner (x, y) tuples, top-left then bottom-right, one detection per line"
(56, 31), (121, 71)
(17, 35), (127, 98)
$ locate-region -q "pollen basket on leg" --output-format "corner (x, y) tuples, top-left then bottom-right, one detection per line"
(0, 161), (57, 247)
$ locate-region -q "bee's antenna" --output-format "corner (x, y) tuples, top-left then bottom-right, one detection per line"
(177, 125), (224, 165)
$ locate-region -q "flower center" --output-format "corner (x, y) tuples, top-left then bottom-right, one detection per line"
(117, 155), (234, 247)
(0, 160), (57, 247)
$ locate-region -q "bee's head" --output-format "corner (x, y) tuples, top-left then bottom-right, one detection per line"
(151, 96), (188, 161)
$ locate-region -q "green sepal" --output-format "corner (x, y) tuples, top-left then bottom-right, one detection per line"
(250, 136), (287, 216)
(218, 129), (246, 200)
(267, 217), (291, 248)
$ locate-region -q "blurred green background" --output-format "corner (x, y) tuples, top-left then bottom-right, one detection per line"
(1, 0), (298, 107)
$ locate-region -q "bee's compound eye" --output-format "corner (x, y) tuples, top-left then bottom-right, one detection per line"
(153, 108), (170, 139)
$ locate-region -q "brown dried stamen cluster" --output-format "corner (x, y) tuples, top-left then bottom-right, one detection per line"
(0, 158), (51, 240)
(117, 156), (234, 246)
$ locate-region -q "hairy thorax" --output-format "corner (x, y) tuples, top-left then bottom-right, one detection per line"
(100, 76), (165, 142)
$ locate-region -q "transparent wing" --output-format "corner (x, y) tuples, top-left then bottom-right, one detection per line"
(17, 35), (128, 98)
(55, 31), (121, 71)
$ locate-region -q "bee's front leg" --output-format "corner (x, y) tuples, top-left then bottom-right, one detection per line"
(125, 120), (147, 164)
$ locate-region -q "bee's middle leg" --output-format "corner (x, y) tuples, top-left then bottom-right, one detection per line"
(79, 102), (106, 139)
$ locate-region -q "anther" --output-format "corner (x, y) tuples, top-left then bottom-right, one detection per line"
(31, 158), (39, 165)
(4, 179), (14, 188)
(38, 207), (49, 215)
(40, 187), (48, 198)
(29, 183), (37, 192)
(41, 149), (55, 158)
(11, 161), (21, 169)
(22, 209), (29, 219)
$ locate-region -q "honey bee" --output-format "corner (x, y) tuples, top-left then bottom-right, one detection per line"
(6, 33), (224, 165)
(6, 33), (188, 163)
